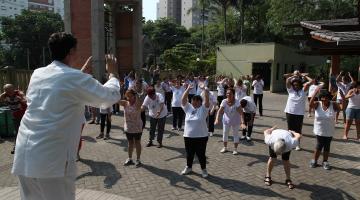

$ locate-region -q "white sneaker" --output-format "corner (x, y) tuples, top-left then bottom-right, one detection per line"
(181, 166), (192, 175)
(246, 136), (251, 141)
(323, 161), (331, 170)
(201, 169), (208, 178)
(232, 150), (239, 155)
(220, 147), (227, 153)
(209, 132), (214, 136)
(295, 146), (301, 151)
(240, 136), (246, 140)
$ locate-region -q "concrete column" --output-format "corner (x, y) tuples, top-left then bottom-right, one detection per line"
(64, 0), (71, 32)
(91, 0), (105, 80)
(330, 55), (340, 76)
(132, 1), (143, 70)
(110, 3), (117, 56)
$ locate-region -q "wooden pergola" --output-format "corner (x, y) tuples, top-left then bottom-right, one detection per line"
(299, 17), (360, 76)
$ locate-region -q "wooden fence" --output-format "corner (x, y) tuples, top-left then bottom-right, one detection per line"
(0, 69), (33, 93)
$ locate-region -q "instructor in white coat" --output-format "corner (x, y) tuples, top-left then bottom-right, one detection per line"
(11, 32), (121, 200)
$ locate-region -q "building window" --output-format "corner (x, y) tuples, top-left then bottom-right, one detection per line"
(276, 63), (280, 80)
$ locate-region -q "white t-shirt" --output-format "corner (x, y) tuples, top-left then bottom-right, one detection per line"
(241, 96), (256, 113)
(186, 80), (197, 95)
(235, 86), (247, 101)
(284, 87), (306, 115)
(99, 106), (113, 114)
(336, 82), (352, 100)
(314, 102), (336, 137)
(347, 92), (360, 109)
(308, 84), (321, 97)
(161, 82), (171, 92)
(154, 84), (165, 96)
(171, 86), (185, 107)
(196, 80), (208, 95)
(217, 82), (225, 96)
(252, 80), (264, 94)
(264, 129), (299, 153)
(142, 93), (168, 118)
(182, 103), (209, 138)
(220, 99), (241, 125)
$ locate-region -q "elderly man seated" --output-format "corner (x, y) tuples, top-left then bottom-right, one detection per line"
(263, 126), (301, 189)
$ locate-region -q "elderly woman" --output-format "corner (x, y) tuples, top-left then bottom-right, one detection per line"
(239, 96), (257, 141)
(343, 81), (360, 140)
(264, 127), (301, 189)
(309, 88), (342, 170)
(141, 87), (167, 148)
(284, 72), (311, 150)
(180, 84), (210, 178)
(119, 89), (143, 166)
(215, 88), (246, 155)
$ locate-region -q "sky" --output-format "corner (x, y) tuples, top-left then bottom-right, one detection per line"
(143, 0), (158, 21)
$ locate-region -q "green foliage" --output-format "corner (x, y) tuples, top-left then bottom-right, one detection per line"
(0, 10), (64, 69)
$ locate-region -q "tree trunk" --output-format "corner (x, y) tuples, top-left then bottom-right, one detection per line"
(223, 5), (227, 44)
(240, 1), (244, 44)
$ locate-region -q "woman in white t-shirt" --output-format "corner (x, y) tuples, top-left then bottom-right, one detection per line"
(141, 87), (167, 148)
(284, 74), (311, 150)
(216, 76), (227, 106)
(309, 88), (341, 170)
(335, 72), (355, 124)
(215, 88), (246, 155)
(170, 77), (185, 130)
(252, 75), (264, 116)
(180, 84), (210, 178)
(307, 77), (324, 117)
(343, 82), (360, 141)
(235, 78), (247, 101)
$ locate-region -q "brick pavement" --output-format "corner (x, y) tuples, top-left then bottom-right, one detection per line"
(0, 92), (359, 200)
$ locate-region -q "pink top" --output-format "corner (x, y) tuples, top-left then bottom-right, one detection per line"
(124, 102), (142, 133)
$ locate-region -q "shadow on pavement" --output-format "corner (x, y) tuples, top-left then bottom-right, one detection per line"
(141, 164), (209, 193)
(297, 183), (357, 200)
(77, 158), (121, 189)
(331, 166), (360, 177)
(206, 174), (295, 200)
(301, 148), (360, 162)
(81, 136), (96, 143)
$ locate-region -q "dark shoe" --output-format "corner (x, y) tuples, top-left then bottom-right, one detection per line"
(10, 146), (15, 154)
(88, 121), (95, 124)
(104, 134), (110, 140)
(124, 158), (134, 166)
(96, 134), (104, 139)
(146, 141), (153, 147)
(157, 143), (163, 148)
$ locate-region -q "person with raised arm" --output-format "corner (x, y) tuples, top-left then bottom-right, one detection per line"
(180, 83), (210, 178)
(11, 32), (121, 200)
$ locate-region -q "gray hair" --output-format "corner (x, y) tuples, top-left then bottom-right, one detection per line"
(273, 139), (286, 155)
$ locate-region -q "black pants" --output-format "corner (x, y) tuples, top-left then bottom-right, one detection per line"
(242, 113), (254, 137)
(217, 95), (224, 107)
(286, 113), (304, 134)
(172, 107), (184, 129)
(112, 104), (119, 114)
(208, 111), (215, 132)
(141, 111), (146, 129)
(149, 116), (166, 143)
(165, 92), (172, 113)
(184, 137), (208, 169)
(316, 135), (332, 152)
(100, 114), (111, 135)
(188, 94), (195, 103)
(253, 94), (263, 115)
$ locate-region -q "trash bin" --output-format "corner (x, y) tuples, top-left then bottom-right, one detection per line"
(0, 107), (15, 137)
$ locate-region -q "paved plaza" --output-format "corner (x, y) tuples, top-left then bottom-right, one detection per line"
(0, 92), (359, 200)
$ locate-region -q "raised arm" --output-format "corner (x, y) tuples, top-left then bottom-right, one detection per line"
(204, 88), (210, 108)
(286, 75), (296, 89)
(181, 84), (193, 107)
(336, 71), (343, 83)
(348, 72), (356, 86)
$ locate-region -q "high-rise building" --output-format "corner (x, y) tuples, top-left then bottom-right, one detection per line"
(0, 0), (28, 18)
(182, 0), (210, 29)
(28, 0), (64, 18)
(156, 0), (181, 24)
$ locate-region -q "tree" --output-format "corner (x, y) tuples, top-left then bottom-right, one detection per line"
(143, 18), (190, 65)
(1, 10), (64, 69)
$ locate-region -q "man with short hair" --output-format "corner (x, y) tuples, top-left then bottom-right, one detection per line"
(263, 126), (301, 190)
(11, 32), (121, 200)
